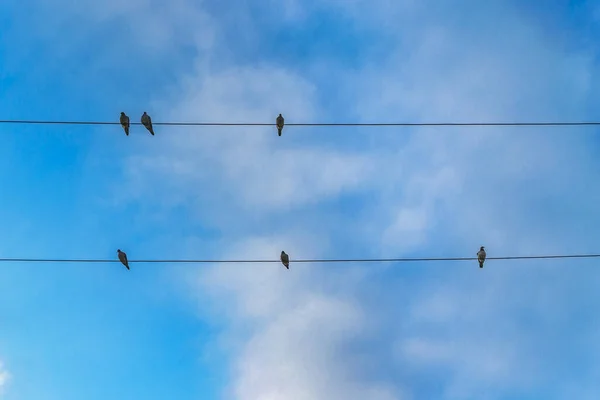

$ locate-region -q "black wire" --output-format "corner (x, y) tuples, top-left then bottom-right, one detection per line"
(0, 254), (599, 264)
(0, 120), (599, 127)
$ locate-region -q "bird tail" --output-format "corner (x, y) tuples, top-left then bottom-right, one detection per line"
(479, 261), (483, 268)
(278, 128), (282, 136)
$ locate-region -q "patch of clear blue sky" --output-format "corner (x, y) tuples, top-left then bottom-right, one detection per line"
(0, 0), (599, 398)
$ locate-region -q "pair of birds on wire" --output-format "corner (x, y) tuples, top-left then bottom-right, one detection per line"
(116, 249), (291, 270)
(280, 250), (485, 269)
(120, 112), (155, 136)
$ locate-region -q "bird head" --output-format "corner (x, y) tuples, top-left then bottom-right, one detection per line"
(117, 249), (121, 253)
(143, 111), (147, 115)
(480, 246), (485, 250)
(281, 250), (285, 254)
(278, 114), (282, 117)
(120, 112), (125, 115)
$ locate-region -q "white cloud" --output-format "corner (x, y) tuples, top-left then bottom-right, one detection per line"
(122, 64), (378, 212)
(231, 296), (401, 400)
(0, 362), (9, 393)
(193, 236), (405, 400)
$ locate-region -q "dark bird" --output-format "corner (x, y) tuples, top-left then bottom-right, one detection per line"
(280, 250), (289, 269)
(141, 112), (154, 135)
(477, 246), (486, 268)
(117, 249), (130, 270)
(120, 112), (130, 136)
(276, 113), (284, 136)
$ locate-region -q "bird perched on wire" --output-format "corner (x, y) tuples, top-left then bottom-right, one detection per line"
(276, 113), (284, 136)
(477, 246), (486, 268)
(280, 250), (289, 269)
(117, 249), (130, 270)
(120, 112), (130, 136)
(141, 112), (154, 135)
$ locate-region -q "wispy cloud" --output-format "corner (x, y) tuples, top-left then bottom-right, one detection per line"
(0, 362), (9, 393)
(190, 236), (404, 400)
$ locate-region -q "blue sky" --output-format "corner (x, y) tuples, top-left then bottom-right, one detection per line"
(1, 0), (600, 399)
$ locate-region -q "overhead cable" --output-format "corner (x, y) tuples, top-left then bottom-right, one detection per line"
(0, 120), (599, 127)
(0, 253), (598, 264)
